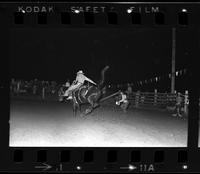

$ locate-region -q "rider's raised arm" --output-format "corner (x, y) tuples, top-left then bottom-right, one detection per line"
(85, 76), (97, 85)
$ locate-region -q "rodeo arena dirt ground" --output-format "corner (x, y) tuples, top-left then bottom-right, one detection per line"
(9, 90), (190, 147)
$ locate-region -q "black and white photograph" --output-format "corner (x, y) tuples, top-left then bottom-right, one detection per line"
(9, 28), (189, 147)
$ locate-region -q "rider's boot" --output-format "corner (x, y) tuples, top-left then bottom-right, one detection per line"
(67, 95), (72, 100)
(66, 92), (73, 100)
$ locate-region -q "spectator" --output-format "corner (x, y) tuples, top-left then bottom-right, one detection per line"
(126, 83), (132, 96)
(116, 91), (130, 113)
(172, 92), (183, 117)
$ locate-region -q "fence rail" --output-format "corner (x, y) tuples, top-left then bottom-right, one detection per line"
(127, 90), (189, 114)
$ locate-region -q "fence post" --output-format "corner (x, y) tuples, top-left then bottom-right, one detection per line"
(164, 92), (168, 106)
(17, 81), (20, 95)
(135, 91), (140, 108)
(184, 90), (189, 115)
(154, 89), (157, 106)
(42, 87), (45, 100)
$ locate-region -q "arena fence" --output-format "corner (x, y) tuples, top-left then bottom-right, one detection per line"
(10, 80), (197, 116)
(127, 90), (189, 115)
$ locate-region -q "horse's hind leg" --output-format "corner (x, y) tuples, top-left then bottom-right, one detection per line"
(85, 99), (99, 115)
(84, 96), (94, 115)
(78, 104), (84, 117)
(93, 102), (99, 108)
(85, 107), (93, 115)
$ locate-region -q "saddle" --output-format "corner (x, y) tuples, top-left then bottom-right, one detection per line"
(71, 84), (91, 99)
(71, 83), (82, 93)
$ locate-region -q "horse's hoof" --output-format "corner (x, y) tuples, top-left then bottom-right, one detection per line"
(85, 109), (91, 115)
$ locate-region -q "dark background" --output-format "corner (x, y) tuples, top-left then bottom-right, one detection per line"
(9, 28), (190, 92)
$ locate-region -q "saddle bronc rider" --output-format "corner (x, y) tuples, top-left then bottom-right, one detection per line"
(63, 70), (97, 100)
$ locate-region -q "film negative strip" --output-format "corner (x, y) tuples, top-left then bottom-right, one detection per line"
(0, 1), (200, 173)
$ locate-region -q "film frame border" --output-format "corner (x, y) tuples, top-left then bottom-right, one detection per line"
(0, 1), (199, 173)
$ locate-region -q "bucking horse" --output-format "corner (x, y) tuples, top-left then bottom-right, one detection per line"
(59, 66), (109, 116)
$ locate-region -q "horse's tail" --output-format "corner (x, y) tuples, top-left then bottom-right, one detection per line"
(98, 65), (109, 89)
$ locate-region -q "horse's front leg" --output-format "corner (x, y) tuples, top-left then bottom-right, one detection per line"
(73, 102), (77, 116)
(85, 106), (93, 115)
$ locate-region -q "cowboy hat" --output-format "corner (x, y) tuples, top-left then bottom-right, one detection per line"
(77, 70), (84, 74)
